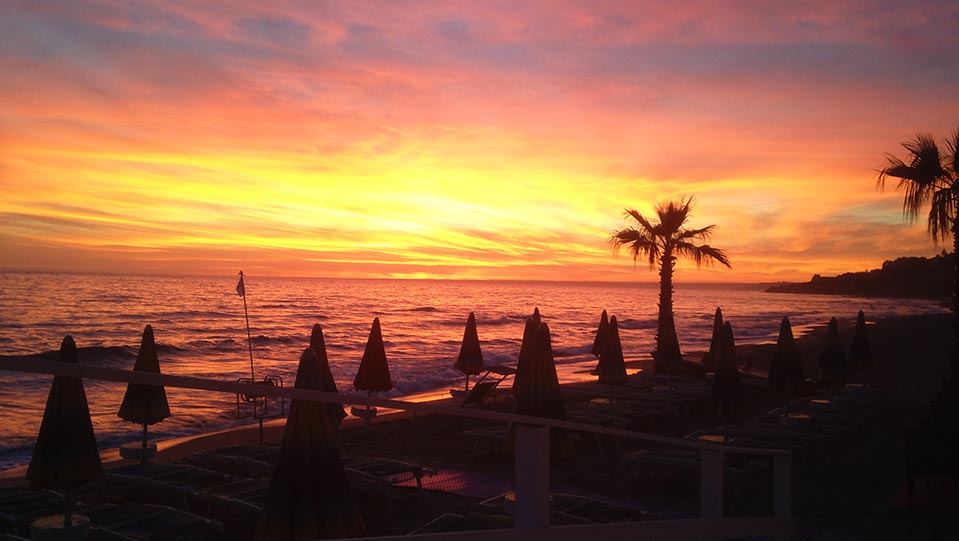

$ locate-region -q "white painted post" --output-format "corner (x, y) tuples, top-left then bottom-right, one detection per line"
(774, 454), (793, 541)
(515, 424), (550, 529)
(699, 447), (724, 518)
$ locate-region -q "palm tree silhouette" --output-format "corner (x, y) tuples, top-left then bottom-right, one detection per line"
(609, 196), (730, 373)
(877, 129), (959, 373)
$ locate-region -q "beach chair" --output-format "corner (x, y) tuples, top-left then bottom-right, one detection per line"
(0, 487), (65, 537)
(460, 380), (501, 408)
(409, 511), (514, 534)
(453, 365), (515, 406)
(345, 457), (436, 512)
(83, 502), (222, 540)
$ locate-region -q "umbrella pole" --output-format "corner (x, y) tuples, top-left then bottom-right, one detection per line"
(465, 374), (470, 393)
(63, 491), (73, 529)
(142, 422), (148, 449)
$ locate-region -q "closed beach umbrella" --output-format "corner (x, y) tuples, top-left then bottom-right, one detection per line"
(597, 315), (628, 402)
(849, 310), (871, 369)
(517, 323), (565, 420)
(27, 336), (103, 530)
(28, 336), (103, 489)
(711, 322), (742, 423)
(516, 323), (574, 460)
(353, 317), (393, 393)
(118, 325), (171, 450)
(768, 317), (803, 413)
(309, 324), (347, 429)
(454, 312), (485, 391)
(590, 309), (609, 358)
(255, 348), (364, 540)
(701, 307), (724, 367)
(511, 308), (542, 397)
(819, 317), (848, 389)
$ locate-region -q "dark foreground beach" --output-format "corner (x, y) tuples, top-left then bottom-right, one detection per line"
(2, 312), (956, 540)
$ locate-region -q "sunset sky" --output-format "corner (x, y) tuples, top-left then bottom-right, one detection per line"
(2, 1), (958, 283)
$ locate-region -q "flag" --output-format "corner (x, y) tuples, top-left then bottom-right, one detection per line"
(236, 272), (245, 297)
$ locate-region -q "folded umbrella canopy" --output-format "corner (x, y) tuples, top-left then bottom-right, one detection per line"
(768, 316), (803, 414)
(511, 307), (542, 397)
(590, 309), (609, 358)
(353, 317), (393, 393)
(27, 336), (103, 531)
(819, 317), (848, 390)
(454, 312), (485, 392)
(597, 315), (628, 403)
(28, 335), (103, 489)
(701, 307), (724, 367)
(118, 325), (171, 451)
(849, 310), (872, 369)
(711, 322), (743, 424)
(255, 348), (364, 540)
(515, 322), (574, 461)
(309, 324), (347, 429)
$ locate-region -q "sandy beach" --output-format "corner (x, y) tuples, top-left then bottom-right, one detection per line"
(3, 311), (956, 540)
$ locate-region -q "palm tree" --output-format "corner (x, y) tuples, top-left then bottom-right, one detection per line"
(610, 196), (730, 373)
(877, 129), (959, 374)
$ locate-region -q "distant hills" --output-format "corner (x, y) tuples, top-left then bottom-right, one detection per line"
(766, 253), (954, 300)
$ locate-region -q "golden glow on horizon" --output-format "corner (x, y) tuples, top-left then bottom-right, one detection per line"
(2, 1), (956, 281)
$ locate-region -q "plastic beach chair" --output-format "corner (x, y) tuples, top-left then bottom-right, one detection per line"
(461, 380), (501, 408)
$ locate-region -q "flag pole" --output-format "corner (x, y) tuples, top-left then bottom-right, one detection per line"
(238, 271), (255, 383)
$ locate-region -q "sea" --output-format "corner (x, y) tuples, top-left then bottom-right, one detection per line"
(0, 271), (948, 470)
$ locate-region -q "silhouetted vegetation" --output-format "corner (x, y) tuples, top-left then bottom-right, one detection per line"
(609, 196), (730, 372)
(877, 128), (959, 375)
(766, 253), (954, 299)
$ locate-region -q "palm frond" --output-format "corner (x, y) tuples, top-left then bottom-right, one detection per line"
(674, 241), (731, 268)
(677, 224), (716, 241)
(656, 197), (692, 236)
(609, 228), (659, 269)
(877, 133), (950, 222)
(946, 128), (959, 177)
(624, 208), (656, 234)
(928, 188), (956, 244)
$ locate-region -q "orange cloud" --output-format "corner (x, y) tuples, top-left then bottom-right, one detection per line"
(2, 1), (957, 282)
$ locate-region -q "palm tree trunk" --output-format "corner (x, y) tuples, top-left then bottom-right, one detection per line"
(952, 216), (959, 375)
(655, 250), (682, 373)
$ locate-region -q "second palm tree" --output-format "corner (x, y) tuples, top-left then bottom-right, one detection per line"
(610, 196), (730, 373)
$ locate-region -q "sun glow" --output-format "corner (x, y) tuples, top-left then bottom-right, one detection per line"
(2, 1), (956, 282)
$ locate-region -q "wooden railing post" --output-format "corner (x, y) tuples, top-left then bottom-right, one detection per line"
(774, 454), (793, 540)
(515, 424), (550, 529)
(699, 447), (723, 518)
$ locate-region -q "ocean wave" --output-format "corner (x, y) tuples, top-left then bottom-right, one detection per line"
(391, 306), (442, 313)
(475, 316), (525, 327)
(0, 345), (136, 366)
(617, 318), (656, 330)
(249, 334), (299, 346)
(553, 345), (591, 358)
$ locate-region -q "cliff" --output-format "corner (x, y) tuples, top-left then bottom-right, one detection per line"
(766, 253), (953, 299)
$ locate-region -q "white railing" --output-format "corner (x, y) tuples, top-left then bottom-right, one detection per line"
(0, 357), (793, 540)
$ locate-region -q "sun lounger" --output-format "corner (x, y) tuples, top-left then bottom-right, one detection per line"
(103, 462), (264, 526)
(409, 511), (515, 534)
(0, 487), (65, 537)
(460, 380), (501, 408)
(344, 456), (436, 512)
(83, 502), (222, 540)
(461, 425), (511, 455)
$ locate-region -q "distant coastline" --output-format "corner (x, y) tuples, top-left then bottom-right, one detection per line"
(766, 253), (953, 300)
